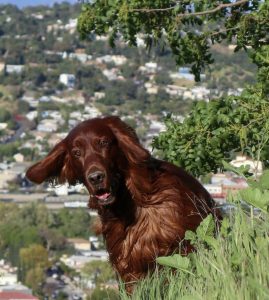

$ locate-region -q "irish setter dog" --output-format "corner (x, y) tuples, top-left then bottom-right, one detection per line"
(26, 116), (219, 292)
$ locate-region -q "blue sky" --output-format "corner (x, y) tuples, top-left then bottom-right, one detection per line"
(0, 0), (77, 7)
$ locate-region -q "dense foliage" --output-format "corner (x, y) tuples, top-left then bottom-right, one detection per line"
(77, 1), (269, 175)
(78, 1), (268, 80)
(0, 203), (92, 266)
(153, 83), (269, 177)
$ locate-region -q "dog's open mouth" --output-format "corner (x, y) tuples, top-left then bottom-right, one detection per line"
(94, 188), (115, 205)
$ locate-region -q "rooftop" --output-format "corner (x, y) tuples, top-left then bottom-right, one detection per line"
(0, 291), (38, 300)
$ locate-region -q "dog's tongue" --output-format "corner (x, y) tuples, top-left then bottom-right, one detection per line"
(96, 192), (110, 200)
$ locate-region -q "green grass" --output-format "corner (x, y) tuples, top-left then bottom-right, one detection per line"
(119, 207), (269, 300)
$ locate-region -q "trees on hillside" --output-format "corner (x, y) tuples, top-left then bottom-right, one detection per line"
(78, 1), (269, 175)
(153, 89), (269, 176)
(78, 1), (268, 80)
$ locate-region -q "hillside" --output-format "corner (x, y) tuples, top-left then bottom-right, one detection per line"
(0, 2), (257, 163)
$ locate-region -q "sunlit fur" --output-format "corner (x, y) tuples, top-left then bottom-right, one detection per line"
(26, 116), (220, 293)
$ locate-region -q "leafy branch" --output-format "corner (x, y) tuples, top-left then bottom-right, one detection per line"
(130, 0), (249, 16)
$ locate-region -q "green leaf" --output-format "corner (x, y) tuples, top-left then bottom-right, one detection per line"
(204, 236), (218, 250)
(196, 214), (215, 240)
(239, 188), (269, 212)
(222, 160), (250, 178)
(220, 217), (230, 238)
(247, 170), (269, 191)
(181, 296), (200, 300)
(156, 254), (193, 274)
(184, 230), (197, 243)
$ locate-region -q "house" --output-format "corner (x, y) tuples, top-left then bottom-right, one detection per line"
(68, 119), (79, 128)
(5, 65), (24, 74)
(47, 133), (67, 148)
(228, 88), (243, 96)
(0, 123), (8, 130)
(0, 163), (30, 189)
(96, 55), (127, 66)
(41, 111), (63, 123)
(28, 131), (47, 142)
(211, 173), (230, 184)
(70, 111), (82, 120)
(102, 68), (121, 81)
(183, 90), (194, 100)
(204, 184), (223, 198)
(13, 153), (24, 163)
(85, 106), (102, 116)
(31, 13), (44, 19)
(136, 35), (146, 47)
(0, 63), (5, 73)
(221, 179), (248, 197)
(230, 155), (263, 176)
(0, 261), (17, 286)
(179, 67), (206, 81)
(37, 119), (60, 133)
(64, 18), (77, 34)
(39, 96), (51, 102)
(204, 183), (226, 204)
(144, 82), (159, 94)
(89, 236), (100, 250)
(145, 62), (158, 73)
(25, 111), (37, 121)
(67, 238), (91, 251)
(69, 52), (92, 63)
(46, 19), (62, 33)
(111, 55), (127, 66)
(191, 86), (211, 100)
(61, 250), (109, 269)
(207, 172), (248, 200)
(91, 92), (106, 102)
(165, 85), (186, 97)
(59, 73), (76, 88)
(21, 96), (38, 108)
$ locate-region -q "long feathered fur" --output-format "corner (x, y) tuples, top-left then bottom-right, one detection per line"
(26, 116), (220, 293)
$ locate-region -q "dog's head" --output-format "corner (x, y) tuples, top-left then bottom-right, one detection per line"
(26, 116), (150, 207)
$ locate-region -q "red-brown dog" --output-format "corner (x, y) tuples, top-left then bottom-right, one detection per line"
(26, 116), (219, 292)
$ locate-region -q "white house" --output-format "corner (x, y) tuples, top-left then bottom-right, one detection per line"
(13, 153), (24, 163)
(145, 62), (158, 73)
(102, 68), (121, 81)
(26, 111), (38, 121)
(59, 73), (76, 88)
(0, 123), (8, 130)
(203, 184), (223, 196)
(5, 65), (24, 74)
(84, 106), (102, 118)
(144, 82), (159, 94)
(230, 155), (263, 176)
(69, 52), (92, 63)
(37, 119), (58, 132)
(165, 85), (186, 97)
(0, 63), (5, 73)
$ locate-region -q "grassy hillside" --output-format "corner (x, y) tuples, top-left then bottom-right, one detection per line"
(119, 206), (269, 300)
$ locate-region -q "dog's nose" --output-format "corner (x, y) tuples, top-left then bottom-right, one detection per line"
(88, 171), (105, 185)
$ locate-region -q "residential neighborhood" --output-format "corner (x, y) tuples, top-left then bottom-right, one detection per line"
(0, 1), (263, 300)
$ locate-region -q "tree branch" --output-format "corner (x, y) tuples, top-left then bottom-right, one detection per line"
(209, 26), (240, 37)
(130, 0), (249, 17)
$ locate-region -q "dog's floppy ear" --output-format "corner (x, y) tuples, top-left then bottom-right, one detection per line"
(105, 116), (150, 165)
(26, 140), (70, 184)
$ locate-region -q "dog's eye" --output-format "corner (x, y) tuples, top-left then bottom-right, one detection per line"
(72, 148), (81, 158)
(99, 139), (109, 147)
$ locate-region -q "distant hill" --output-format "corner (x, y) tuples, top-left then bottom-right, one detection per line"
(0, 0), (76, 8)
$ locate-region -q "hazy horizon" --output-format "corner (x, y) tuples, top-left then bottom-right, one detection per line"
(0, 0), (77, 8)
